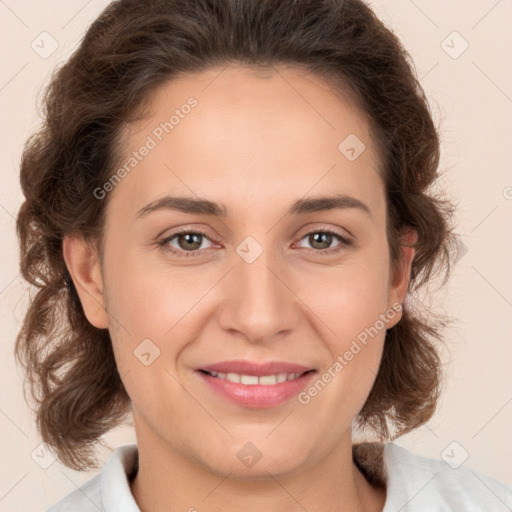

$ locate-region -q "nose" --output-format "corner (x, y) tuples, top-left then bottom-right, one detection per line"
(217, 245), (301, 344)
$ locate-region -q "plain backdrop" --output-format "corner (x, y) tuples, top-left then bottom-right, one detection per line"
(1, 1), (511, 510)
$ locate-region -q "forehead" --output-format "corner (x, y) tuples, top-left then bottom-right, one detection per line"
(110, 64), (384, 219)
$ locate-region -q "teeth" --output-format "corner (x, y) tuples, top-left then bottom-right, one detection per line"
(226, 372), (240, 383)
(259, 375), (278, 385)
(207, 371), (303, 385)
(240, 374), (259, 385)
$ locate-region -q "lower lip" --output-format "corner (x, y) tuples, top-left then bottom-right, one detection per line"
(196, 371), (316, 408)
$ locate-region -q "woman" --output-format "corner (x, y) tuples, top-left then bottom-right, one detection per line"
(15, 0), (512, 510)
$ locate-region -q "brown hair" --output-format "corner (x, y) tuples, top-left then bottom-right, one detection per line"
(15, 0), (454, 470)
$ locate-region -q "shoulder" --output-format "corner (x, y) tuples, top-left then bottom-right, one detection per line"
(46, 444), (140, 512)
(381, 442), (512, 511)
(46, 473), (103, 512)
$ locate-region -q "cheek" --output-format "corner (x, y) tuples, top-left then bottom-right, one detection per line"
(304, 254), (391, 341)
(105, 251), (207, 339)
(102, 255), (201, 408)
(297, 245), (391, 396)
(296, 265), (391, 425)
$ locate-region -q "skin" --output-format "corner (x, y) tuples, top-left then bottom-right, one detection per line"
(63, 64), (415, 512)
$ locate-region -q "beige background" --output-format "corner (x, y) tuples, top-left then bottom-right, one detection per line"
(1, 0), (511, 510)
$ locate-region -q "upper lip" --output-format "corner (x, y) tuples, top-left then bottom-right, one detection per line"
(198, 360), (314, 376)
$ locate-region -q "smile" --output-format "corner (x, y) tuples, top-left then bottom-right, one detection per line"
(197, 369), (316, 408)
(203, 370), (306, 385)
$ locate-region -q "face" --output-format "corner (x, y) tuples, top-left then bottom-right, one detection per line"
(68, 64), (411, 478)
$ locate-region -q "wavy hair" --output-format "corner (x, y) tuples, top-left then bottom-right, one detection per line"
(15, 0), (454, 470)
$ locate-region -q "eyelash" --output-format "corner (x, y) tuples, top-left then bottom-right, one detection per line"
(158, 228), (352, 258)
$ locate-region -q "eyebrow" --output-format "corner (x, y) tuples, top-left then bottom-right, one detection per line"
(136, 193), (371, 219)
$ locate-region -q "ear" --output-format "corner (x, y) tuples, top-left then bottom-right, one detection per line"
(386, 228), (417, 328)
(62, 235), (109, 329)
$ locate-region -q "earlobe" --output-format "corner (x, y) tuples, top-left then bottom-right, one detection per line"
(387, 228), (417, 328)
(62, 236), (109, 329)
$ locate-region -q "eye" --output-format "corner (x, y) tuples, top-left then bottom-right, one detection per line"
(159, 230), (214, 257)
(158, 227), (352, 258)
(296, 229), (352, 255)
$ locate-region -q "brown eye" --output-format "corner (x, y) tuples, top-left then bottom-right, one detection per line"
(159, 230), (214, 257)
(297, 230), (351, 254)
(175, 232), (204, 251)
(307, 232), (335, 250)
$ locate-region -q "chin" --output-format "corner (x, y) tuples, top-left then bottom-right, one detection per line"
(198, 438), (311, 480)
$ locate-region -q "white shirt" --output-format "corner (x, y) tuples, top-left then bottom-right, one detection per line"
(47, 443), (512, 511)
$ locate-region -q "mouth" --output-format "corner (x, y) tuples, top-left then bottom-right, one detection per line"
(198, 369), (315, 386)
(195, 361), (317, 408)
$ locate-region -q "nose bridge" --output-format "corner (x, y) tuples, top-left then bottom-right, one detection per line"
(218, 239), (298, 342)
